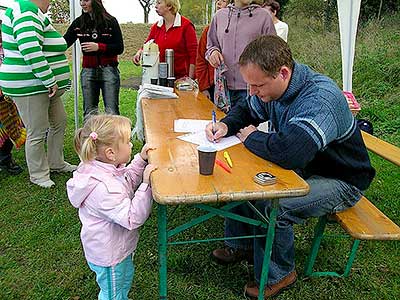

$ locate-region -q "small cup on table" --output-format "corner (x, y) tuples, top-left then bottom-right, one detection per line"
(197, 145), (217, 175)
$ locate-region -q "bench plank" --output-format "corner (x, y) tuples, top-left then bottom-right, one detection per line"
(334, 196), (400, 240)
(361, 131), (400, 167)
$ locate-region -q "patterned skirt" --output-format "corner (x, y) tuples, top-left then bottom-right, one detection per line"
(0, 95), (26, 149)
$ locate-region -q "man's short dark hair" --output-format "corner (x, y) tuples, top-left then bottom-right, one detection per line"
(239, 35), (294, 77)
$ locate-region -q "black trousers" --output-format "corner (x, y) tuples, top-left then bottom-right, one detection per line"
(0, 138), (13, 163)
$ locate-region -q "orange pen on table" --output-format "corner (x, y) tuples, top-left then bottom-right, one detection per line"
(215, 158), (231, 173)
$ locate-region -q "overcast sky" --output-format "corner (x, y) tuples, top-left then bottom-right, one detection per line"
(103, 0), (159, 24)
(1, 0), (160, 24)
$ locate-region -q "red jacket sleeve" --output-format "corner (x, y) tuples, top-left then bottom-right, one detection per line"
(196, 26), (212, 92)
(144, 23), (157, 45)
(183, 21), (198, 65)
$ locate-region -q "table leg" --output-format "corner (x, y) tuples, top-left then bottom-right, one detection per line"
(258, 199), (279, 300)
(158, 204), (168, 300)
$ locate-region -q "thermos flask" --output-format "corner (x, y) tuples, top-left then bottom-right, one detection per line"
(165, 49), (174, 78)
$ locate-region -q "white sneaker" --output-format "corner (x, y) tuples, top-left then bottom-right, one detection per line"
(31, 179), (55, 188)
(51, 162), (77, 173)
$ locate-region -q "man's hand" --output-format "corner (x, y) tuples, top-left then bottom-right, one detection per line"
(207, 50), (224, 68)
(81, 42), (99, 52)
(143, 164), (157, 184)
(236, 125), (257, 142)
(48, 84), (58, 98)
(133, 49), (143, 65)
(140, 143), (155, 161)
(205, 121), (228, 142)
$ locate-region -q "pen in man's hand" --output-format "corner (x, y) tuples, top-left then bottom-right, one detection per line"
(212, 110), (217, 142)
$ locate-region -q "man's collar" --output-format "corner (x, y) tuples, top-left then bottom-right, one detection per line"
(277, 62), (306, 105)
(157, 12), (182, 28)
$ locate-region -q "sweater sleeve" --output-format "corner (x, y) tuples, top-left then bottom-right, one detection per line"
(243, 96), (343, 170)
(261, 11), (277, 36)
(13, 12), (56, 88)
(221, 97), (260, 135)
(244, 125), (320, 169)
(100, 17), (124, 55)
(63, 18), (79, 48)
(195, 26), (211, 91)
(184, 22), (198, 65)
(205, 15), (221, 60)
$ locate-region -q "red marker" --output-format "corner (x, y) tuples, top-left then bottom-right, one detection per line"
(215, 158), (231, 173)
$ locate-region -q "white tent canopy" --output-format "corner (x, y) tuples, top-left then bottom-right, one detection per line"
(337, 0), (361, 92)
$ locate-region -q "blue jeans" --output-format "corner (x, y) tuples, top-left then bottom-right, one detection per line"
(81, 66), (120, 118)
(88, 254), (135, 300)
(228, 89), (247, 109)
(224, 175), (362, 285)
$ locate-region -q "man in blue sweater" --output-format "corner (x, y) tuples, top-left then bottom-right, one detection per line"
(206, 35), (375, 298)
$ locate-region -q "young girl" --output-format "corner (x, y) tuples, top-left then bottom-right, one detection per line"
(67, 115), (156, 300)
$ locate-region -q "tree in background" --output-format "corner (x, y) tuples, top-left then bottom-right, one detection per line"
(49, 0), (70, 23)
(180, 0), (210, 25)
(285, 0), (398, 28)
(138, 0), (155, 23)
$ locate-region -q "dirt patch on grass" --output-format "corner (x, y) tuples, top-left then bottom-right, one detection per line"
(121, 76), (141, 89)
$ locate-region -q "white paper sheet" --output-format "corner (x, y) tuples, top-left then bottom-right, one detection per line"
(177, 131), (241, 151)
(174, 119), (210, 133)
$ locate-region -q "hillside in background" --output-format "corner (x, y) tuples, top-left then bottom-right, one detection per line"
(55, 23), (205, 61)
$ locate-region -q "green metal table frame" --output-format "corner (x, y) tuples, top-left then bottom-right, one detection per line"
(304, 215), (361, 278)
(157, 198), (280, 300)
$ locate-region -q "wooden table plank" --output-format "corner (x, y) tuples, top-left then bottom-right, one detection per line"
(142, 91), (309, 205)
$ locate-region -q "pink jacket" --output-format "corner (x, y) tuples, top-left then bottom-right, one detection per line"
(66, 154), (153, 267)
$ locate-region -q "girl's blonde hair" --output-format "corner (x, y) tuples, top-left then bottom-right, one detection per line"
(74, 115), (132, 162)
(164, 0), (181, 14)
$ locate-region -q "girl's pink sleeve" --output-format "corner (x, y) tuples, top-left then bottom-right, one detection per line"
(125, 154), (147, 190)
(89, 182), (153, 230)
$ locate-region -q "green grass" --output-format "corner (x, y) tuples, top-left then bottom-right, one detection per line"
(1, 14), (399, 300)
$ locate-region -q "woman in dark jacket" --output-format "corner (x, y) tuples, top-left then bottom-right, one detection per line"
(64, 0), (124, 119)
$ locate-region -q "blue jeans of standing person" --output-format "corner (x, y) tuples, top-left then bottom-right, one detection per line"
(228, 89), (247, 109)
(81, 66), (120, 119)
(88, 254), (135, 300)
(223, 175), (362, 285)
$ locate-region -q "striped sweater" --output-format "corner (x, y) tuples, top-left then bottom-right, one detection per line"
(221, 62), (375, 191)
(0, 0), (70, 97)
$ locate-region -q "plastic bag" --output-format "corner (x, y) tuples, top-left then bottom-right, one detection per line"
(175, 76), (199, 92)
(214, 63), (231, 113)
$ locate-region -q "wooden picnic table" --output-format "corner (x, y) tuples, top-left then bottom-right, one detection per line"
(142, 90), (309, 300)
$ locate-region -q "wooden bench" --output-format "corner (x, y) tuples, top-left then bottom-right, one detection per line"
(304, 131), (400, 277)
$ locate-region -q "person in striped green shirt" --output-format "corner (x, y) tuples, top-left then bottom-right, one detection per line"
(0, 0), (76, 188)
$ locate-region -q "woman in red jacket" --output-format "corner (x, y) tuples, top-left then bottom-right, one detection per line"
(133, 0), (198, 79)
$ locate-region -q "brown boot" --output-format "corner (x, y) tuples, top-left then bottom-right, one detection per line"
(245, 270), (297, 299)
(212, 246), (253, 265)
